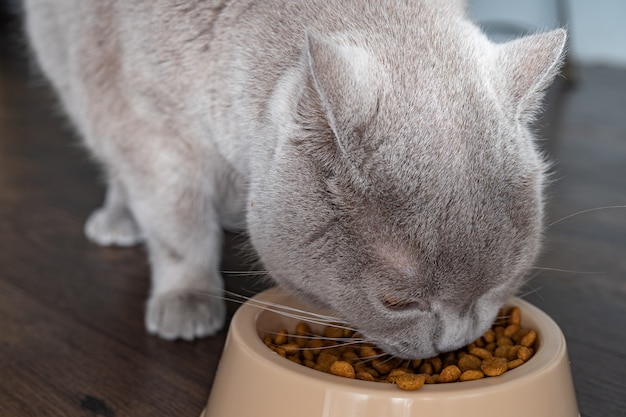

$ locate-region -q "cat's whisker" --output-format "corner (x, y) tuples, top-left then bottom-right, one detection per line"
(516, 285), (544, 299)
(221, 270), (269, 276)
(196, 289), (357, 331)
(529, 266), (605, 275)
(285, 341), (365, 352)
(547, 205), (626, 228)
(220, 289), (350, 322)
(221, 291), (351, 325)
(244, 302), (349, 328)
(263, 331), (366, 344)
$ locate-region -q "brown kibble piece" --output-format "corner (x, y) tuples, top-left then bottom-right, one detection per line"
(372, 358), (394, 374)
(295, 322), (311, 336)
(481, 357), (508, 377)
(459, 370), (485, 381)
(520, 329), (537, 348)
(428, 357), (443, 374)
(483, 329), (496, 344)
(330, 361), (356, 379)
(508, 307), (522, 326)
(274, 329), (288, 345)
(342, 350), (359, 364)
(396, 374), (427, 391)
(469, 347), (492, 360)
(386, 369), (409, 383)
(418, 361), (434, 375)
(302, 349), (314, 362)
(423, 374), (436, 384)
(438, 365), (462, 383)
(411, 359), (423, 368)
(360, 346), (378, 359)
(362, 367), (380, 379)
(517, 346), (533, 361)
(356, 371), (376, 381)
(513, 328), (531, 344)
(497, 336), (514, 347)
(494, 345), (512, 359)
(494, 327), (505, 340)
(307, 338), (325, 353)
(295, 322), (311, 347)
(508, 359), (525, 370)
(316, 351), (339, 372)
(458, 355), (482, 372)
(507, 345), (521, 361)
(324, 325), (345, 339)
(504, 324), (521, 338)
(281, 343), (300, 355)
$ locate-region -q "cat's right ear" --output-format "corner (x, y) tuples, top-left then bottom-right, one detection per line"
(299, 33), (386, 160)
(497, 29), (567, 121)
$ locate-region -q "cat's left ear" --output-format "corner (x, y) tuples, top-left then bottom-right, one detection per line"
(302, 33), (386, 158)
(497, 29), (567, 120)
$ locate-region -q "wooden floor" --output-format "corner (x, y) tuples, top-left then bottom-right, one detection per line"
(2, 15), (625, 417)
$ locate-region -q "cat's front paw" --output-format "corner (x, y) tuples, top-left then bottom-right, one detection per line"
(145, 290), (226, 340)
(85, 207), (143, 247)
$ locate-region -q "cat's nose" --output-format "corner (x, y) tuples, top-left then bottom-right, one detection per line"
(434, 316), (476, 353)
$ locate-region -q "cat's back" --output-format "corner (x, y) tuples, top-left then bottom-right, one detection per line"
(25, 0), (469, 111)
(25, 0), (477, 162)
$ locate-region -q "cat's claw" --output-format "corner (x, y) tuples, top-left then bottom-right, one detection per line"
(85, 207), (143, 247)
(145, 291), (226, 340)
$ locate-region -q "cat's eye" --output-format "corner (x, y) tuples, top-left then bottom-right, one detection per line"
(381, 295), (429, 312)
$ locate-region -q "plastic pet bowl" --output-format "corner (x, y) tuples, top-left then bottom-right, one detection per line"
(202, 287), (579, 417)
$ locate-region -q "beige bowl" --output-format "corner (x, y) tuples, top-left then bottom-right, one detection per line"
(202, 288), (579, 417)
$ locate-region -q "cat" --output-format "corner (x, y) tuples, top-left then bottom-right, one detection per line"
(24, 0), (566, 359)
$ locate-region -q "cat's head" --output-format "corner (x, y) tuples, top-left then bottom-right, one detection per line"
(248, 25), (566, 358)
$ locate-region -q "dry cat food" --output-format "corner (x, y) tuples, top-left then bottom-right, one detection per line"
(263, 306), (537, 390)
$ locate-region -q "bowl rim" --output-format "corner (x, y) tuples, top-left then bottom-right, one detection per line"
(231, 287), (568, 398)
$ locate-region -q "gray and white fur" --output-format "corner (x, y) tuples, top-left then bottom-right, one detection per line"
(24, 0), (566, 358)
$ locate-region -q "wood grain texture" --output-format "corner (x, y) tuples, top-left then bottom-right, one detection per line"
(1, 15), (625, 417)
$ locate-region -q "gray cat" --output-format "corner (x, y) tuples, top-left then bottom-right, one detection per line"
(24, 0), (566, 358)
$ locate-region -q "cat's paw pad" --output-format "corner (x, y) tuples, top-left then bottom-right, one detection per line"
(84, 207), (143, 247)
(145, 291), (226, 340)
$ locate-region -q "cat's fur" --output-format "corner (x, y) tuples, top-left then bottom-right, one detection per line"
(24, 0), (566, 358)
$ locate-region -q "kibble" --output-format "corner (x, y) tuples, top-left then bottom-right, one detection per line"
(459, 369), (485, 381)
(438, 365), (462, 383)
(507, 359), (525, 370)
(520, 330), (537, 348)
(264, 305), (537, 390)
(330, 361), (356, 379)
(356, 371), (376, 381)
(396, 373), (427, 390)
(458, 354), (482, 372)
(481, 357), (508, 377)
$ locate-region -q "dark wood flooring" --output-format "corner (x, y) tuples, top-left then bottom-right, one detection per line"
(1, 15), (625, 417)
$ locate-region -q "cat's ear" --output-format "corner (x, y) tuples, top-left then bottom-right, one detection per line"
(497, 29), (567, 119)
(302, 33), (384, 158)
